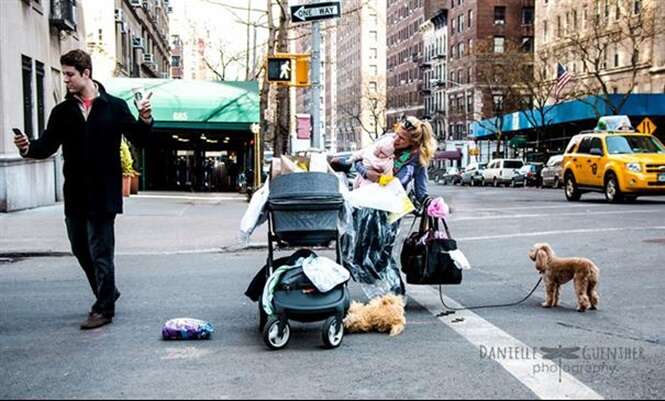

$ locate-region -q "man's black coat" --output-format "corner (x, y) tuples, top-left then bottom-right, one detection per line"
(25, 82), (152, 216)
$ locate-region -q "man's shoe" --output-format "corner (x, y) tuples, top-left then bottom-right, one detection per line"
(80, 313), (112, 330)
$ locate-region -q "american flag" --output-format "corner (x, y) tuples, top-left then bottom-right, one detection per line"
(554, 63), (572, 98)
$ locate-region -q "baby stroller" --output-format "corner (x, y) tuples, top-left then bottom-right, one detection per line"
(259, 172), (351, 350)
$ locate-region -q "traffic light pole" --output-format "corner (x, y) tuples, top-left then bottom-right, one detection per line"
(311, 21), (322, 149)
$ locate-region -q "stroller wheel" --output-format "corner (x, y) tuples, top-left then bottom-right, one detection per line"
(321, 316), (344, 349)
(263, 317), (290, 350)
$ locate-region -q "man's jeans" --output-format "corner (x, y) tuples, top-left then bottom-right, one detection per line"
(65, 214), (119, 317)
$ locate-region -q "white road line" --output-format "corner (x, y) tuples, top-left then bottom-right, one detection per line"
(408, 285), (604, 400)
(457, 226), (665, 242)
(451, 209), (654, 222)
(131, 194), (243, 201)
(452, 204), (606, 213)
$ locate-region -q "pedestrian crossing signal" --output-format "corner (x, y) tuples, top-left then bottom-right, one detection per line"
(266, 54), (311, 87)
(267, 57), (293, 83)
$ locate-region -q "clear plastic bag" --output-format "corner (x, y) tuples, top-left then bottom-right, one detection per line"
(239, 178), (270, 245)
(341, 208), (404, 299)
(302, 256), (350, 293)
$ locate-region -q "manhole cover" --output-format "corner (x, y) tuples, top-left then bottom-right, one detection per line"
(643, 239), (665, 245)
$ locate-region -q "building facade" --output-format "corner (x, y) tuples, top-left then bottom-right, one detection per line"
(1, 0), (86, 212)
(335, 0), (387, 151)
(421, 8), (448, 143)
(535, 0), (665, 99)
(386, 0), (426, 130)
(83, 0), (171, 80)
(446, 0), (535, 142)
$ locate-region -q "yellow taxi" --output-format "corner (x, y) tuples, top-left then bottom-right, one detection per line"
(562, 117), (665, 203)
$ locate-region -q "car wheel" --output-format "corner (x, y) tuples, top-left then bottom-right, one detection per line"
(604, 173), (624, 203)
(564, 173), (581, 201)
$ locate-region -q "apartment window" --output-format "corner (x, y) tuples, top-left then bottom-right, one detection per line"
(370, 48), (377, 59)
(468, 10), (473, 28)
(557, 16), (561, 37)
(493, 36), (505, 53)
(493, 94), (504, 112)
(467, 92), (473, 114)
(370, 64), (378, 76)
(459, 42), (465, 57)
(22, 56), (33, 138)
(544, 20), (548, 42)
(495, 7), (506, 25)
(522, 7), (534, 25)
(370, 30), (378, 42)
(467, 67), (472, 83)
(458, 15), (464, 32)
(634, 0), (641, 14)
(36, 61), (45, 137)
(572, 10), (578, 30)
(521, 36), (534, 53)
(451, 17), (456, 33)
(614, 48), (620, 67)
(369, 81), (378, 92)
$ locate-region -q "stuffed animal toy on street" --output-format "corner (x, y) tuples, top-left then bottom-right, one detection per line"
(343, 294), (406, 336)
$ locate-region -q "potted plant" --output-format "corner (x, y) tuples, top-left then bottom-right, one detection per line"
(120, 139), (135, 197)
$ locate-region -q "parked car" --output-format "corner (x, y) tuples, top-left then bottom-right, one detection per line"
(511, 163), (544, 187)
(541, 155), (564, 188)
(461, 162), (487, 186)
(428, 166), (447, 183)
(441, 166), (463, 185)
(482, 159), (525, 187)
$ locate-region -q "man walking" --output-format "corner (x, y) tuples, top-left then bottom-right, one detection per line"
(13, 50), (153, 330)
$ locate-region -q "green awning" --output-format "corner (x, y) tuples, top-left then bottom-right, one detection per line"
(104, 78), (259, 131)
(509, 135), (529, 148)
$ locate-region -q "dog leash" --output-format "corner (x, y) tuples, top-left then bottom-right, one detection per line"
(435, 277), (543, 317)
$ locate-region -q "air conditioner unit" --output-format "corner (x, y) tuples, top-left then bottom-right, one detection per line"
(132, 36), (145, 49)
(143, 53), (155, 64)
(114, 9), (124, 22)
(129, 0), (141, 6)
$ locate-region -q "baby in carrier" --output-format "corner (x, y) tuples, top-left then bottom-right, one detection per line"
(350, 134), (395, 189)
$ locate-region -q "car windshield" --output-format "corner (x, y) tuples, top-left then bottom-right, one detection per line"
(504, 161), (523, 169)
(606, 135), (665, 155)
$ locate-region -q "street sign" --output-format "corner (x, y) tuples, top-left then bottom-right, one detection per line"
(636, 117), (657, 135)
(290, 1), (341, 23)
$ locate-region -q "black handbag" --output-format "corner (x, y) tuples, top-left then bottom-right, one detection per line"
(400, 201), (463, 285)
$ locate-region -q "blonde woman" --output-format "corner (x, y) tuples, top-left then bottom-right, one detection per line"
(342, 116), (438, 297)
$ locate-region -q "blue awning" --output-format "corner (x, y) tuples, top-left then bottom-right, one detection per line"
(471, 94), (665, 139)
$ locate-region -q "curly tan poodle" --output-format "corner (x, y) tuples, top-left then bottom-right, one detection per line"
(528, 243), (600, 312)
(343, 294), (406, 336)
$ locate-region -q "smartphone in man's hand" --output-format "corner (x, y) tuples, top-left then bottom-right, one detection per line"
(12, 128), (24, 138)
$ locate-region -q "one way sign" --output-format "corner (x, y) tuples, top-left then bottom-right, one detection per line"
(290, 1), (342, 23)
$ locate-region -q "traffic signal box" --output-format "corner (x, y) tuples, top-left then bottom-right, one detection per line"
(266, 53), (311, 87)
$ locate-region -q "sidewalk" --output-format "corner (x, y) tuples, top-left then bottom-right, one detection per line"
(0, 192), (267, 256)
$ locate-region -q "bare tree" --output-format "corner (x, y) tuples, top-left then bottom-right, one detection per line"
(472, 39), (529, 157)
(558, 0), (663, 116)
(204, 43), (243, 81)
(338, 79), (387, 143)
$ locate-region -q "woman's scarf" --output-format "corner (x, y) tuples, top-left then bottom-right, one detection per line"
(393, 150), (414, 173)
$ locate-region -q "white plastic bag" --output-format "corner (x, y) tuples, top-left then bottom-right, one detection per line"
(449, 249), (472, 271)
(302, 256), (350, 293)
(346, 179), (414, 223)
(239, 178), (270, 245)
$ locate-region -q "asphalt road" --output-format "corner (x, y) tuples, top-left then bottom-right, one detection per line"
(1, 185), (664, 399)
